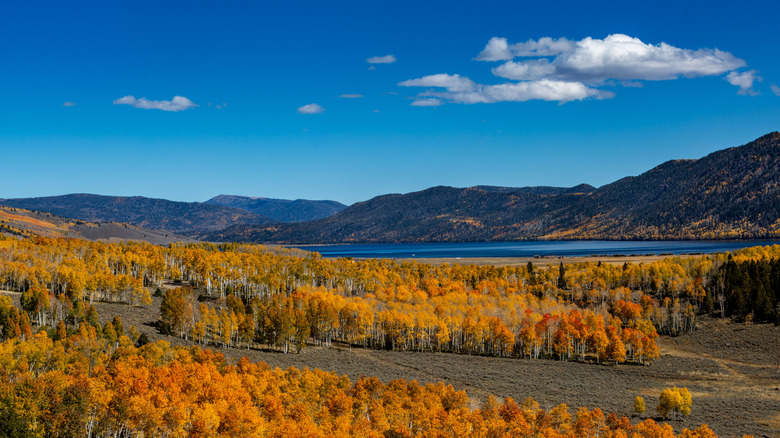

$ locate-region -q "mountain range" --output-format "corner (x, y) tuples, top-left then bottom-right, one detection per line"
(205, 195), (346, 222)
(2, 132), (779, 244)
(205, 132), (780, 243)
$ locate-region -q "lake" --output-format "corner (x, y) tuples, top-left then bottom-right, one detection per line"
(292, 240), (780, 259)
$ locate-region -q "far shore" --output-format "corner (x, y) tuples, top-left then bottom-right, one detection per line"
(388, 253), (699, 268)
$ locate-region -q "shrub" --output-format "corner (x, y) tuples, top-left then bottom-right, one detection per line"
(634, 395), (646, 414)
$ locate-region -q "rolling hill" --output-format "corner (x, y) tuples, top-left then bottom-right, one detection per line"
(205, 195), (346, 222)
(0, 194), (273, 235)
(0, 206), (196, 244)
(204, 132), (780, 243)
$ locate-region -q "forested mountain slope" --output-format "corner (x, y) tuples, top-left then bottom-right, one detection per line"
(205, 194), (347, 222)
(0, 194), (273, 235)
(544, 131), (780, 239)
(204, 184), (596, 243)
(205, 132), (780, 243)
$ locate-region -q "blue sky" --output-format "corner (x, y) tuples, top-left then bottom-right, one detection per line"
(1, 0), (779, 205)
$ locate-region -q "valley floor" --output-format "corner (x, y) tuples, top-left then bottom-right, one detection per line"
(85, 294), (780, 438)
(3, 290), (777, 437)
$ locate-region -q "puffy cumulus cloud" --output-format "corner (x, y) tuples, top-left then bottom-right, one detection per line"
(772, 84), (780, 96)
(339, 94), (363, 98)
(405, 34), (751, 106)
(62, 101), (76, 107)
(726, 70), (761, 95)
(297, 103), (324, 114)
(367, 55), (396, 64)
(113, 95), (197, 112)
(401, 74), (608, 104)
(485, 34), (745, 83)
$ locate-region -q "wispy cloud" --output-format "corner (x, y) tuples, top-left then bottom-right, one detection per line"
(62, 101), (76, 107)
(367, 55), (396, 64)
(410, 98), (442, 107)
(403, 34), (750, 105)
(772, 84), (780, 96)
(113, 95), (197, 112)
(726, 70), (761, 95)
(297, 103), (324, 114)
(339, 94), (363, 98)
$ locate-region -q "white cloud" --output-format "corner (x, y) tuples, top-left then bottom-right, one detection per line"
(402, 75), (608, 105)
(399, 74), (476, 92)
(481, 80), (609, 102)
(297, 103), (324, 114)
(339, 94), (363, 98)
(62, 101), (76, 107)
(492, 59), (556, 81)
(113, 95), (197, 112)
(404, 34), (750, 106)
(772, 84), (780, 96)
(474, 37), (512, 61)
(487, 34), (745, 83)
(726, 70), (761, 95)
(411, 98), (443, 107)
(367, 55), (396, 64)
(508, 37), (575, 57)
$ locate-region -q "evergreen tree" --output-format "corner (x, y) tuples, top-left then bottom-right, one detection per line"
(557, 262), (568, 290)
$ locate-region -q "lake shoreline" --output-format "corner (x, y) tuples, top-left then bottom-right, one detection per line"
(290, 239), (780, 262)
(395, 254), (698, 267)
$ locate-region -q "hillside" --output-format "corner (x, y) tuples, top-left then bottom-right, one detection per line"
(0, 206), (195, 244)
(205, 184), (596, 243)
(204, 132), (780, 243)
(205, 194), (346, 222)
(0, 194), (274, 235)
(543, 131), (780, 239)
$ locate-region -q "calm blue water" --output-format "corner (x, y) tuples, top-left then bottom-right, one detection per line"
(292, 240), (780, 259)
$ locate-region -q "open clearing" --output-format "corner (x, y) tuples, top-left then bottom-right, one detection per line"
(3, 290), (778, 437)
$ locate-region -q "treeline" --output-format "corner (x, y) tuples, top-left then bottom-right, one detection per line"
(0, 237), (149, 305)
(2, 236), (778, 366)
(0, 325), (724, 437)
(0, 291), (140, 348)
(706, 256), (780, 322)
(161, 286), (660, 363)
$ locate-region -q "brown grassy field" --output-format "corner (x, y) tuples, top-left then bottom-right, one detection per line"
(3, 290), (778, 437)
